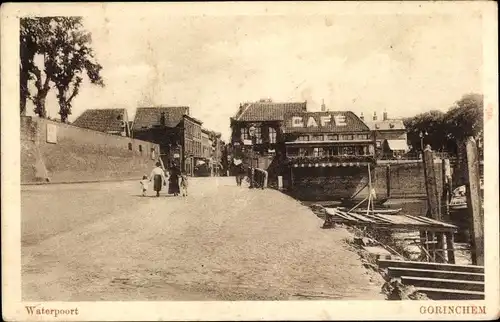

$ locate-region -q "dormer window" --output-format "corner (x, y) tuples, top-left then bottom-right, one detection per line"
(375, 124), (380, 129)
(389, 123), (394, 129)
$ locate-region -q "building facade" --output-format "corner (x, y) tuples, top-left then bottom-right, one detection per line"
(282, 110), (376, 199)
(229, 99), (307, 172)
(363, 111), (408, 159)
(180, 115), (203, 175)
(132, 106), (204, 174)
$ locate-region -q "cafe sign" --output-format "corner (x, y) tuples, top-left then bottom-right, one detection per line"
(291, 114), (347, 128)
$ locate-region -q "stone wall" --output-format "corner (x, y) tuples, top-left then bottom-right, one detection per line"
(21, 116), (160, 184)
(285, 160), (444, 201)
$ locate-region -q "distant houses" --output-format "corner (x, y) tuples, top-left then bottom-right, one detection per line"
(72, 108), (131, 137)
(362, 111), (408, 159)
(72, 106), (223, 176)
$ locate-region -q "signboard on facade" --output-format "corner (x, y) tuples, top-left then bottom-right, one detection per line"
(291, 114), (347, 128)
(243, 139), (252, 146)
(174, 153), (180, 158)
(46, 123), (57, 143)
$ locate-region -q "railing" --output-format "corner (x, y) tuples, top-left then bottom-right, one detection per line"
(285, 155), (376, 165)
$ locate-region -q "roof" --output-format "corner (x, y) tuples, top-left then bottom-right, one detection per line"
(73, 108), (127, 133)
(386, 139), (409, 151)
(365, 119), (406, 131)
(283, 111), (371, 133)
(234, 101), (307, 122)
(132, 106), (189, 130)
(182, 114), (203, 125)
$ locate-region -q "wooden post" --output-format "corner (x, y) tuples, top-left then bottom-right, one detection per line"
(423, 146), (441, 221)
(465, 137), (484, 266)
(445, 232), (456, 264)
(441, 158), (450, 221)
(386, 165), (391, 198)
(436, 232), (446, 263)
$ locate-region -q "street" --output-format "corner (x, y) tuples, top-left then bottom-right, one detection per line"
(22, 177), (383, 301)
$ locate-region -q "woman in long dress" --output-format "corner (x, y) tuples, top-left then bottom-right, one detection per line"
(168, 164), (181, 196)
(149, 162), (167, 197)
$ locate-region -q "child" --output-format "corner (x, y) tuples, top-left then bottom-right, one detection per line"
(140, 175), (149, 196)
(180, 173), (189, 197)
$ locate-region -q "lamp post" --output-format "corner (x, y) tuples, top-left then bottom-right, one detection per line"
(419, 131), (428, 151)
(248, 124), (256, 189)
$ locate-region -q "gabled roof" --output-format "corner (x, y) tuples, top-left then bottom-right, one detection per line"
(283, 111), (371, 133)
(365, 119), (406, 131)
(234, 101), (307, 122)
(73, 108), (128, 133)
(132, 106), (189, 130)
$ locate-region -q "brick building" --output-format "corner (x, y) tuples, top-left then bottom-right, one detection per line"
(229, 99), (307, 171)
(280, 110), (376, 199)
(131, 106), (203, 175)
(73, 108), (130, 137)
(362, 111), (408, 158)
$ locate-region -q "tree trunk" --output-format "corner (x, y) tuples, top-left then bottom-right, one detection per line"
(33, 95), (47, 118)
(57, 88), (71, 123)
(20, 69), (28, 116)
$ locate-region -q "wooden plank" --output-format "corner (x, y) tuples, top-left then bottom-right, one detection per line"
(400, 276), (484, 292)
(325, 208), (357, 222)
(405, 214), (457, 229)
(465, 137), (484, 266)
(378, 259), (484, 273)
(340, 211), (376, 223)
(414, 287), (484, 300)
(387, 267), (484, 281)
(366, 213), (396, 224)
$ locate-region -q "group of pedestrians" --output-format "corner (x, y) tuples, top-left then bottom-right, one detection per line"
(141, 161), (188, 197)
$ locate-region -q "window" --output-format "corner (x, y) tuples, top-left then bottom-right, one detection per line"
(340, 134), (354, 140)
(240, 127), (249, 140)
(128, 142), (132, 150)
(340, 146), (355, 155)
(313, 147), (326, 157)
(298, 135), (309, 142)
(254, 126), (262, 144)
(311, 135), (323, 141)
(356, 146), (365, 155)
(299, 148), (310, 156)
(287, 147), (299, 156)
(326, 134), (338, 141)
(269, 127), (277, 144)
(356, 134), (369, 140)
(139, 144), (143, 154)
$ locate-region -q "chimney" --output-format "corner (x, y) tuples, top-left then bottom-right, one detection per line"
(321, 99), (326, 112)
(373, 111), (378, 121)
(383, 110), (388, 121)
(360, 112), (364, 121)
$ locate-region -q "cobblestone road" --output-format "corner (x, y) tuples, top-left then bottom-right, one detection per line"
(22, 177), (384, 301)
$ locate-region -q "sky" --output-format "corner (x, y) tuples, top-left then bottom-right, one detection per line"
(25, 9), (483, 141)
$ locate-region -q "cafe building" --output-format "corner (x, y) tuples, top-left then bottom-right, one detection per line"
(282, 110), (376, 200)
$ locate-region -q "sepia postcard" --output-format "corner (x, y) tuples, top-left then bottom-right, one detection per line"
(1, 1), (499, 321)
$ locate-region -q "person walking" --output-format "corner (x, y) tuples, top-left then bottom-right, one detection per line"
(168, 163), (181, 196)
(149, 161), (167, 197)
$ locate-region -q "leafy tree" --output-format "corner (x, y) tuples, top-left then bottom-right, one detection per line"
(445, 93), (483, 141)
(403, 110), (448, 152)
(19, 17), (103, 121)
(20, 17), (52, 117)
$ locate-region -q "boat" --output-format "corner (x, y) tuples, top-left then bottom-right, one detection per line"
(337, 206), (402, 215)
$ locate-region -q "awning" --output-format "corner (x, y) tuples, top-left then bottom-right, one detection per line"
(292, 162), (370, 168)
(386, 140), (409, 152)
